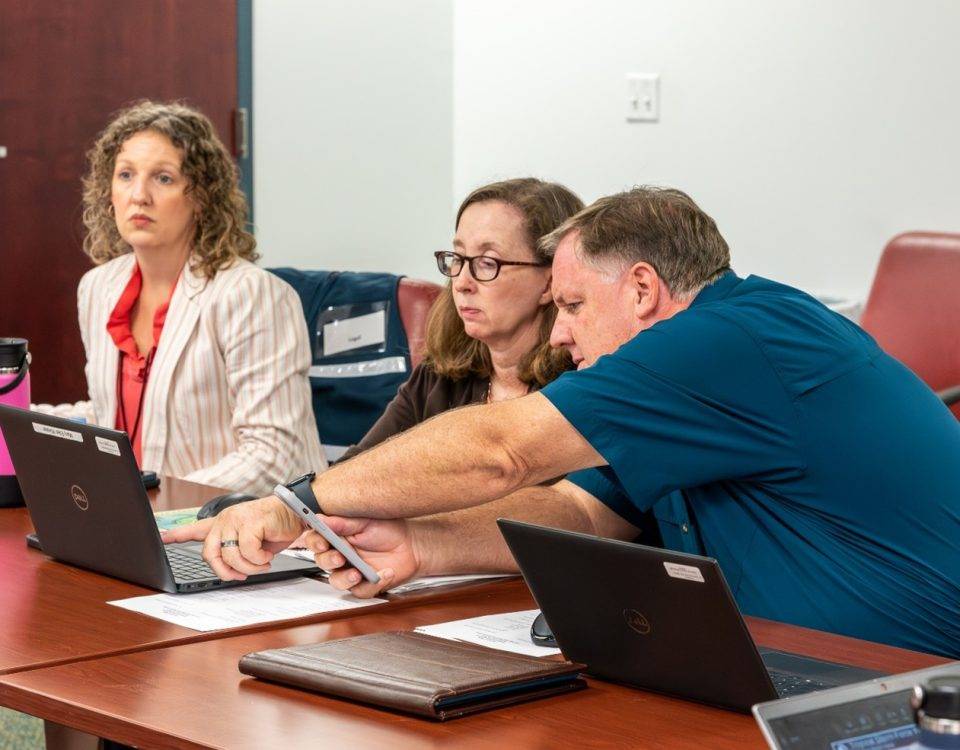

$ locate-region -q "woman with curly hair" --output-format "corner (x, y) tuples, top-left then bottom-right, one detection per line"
(76, 100), (325, 495)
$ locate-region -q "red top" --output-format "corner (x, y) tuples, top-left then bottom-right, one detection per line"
(106, 265), (177, 466)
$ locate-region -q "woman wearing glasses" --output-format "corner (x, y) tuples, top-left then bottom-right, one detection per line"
(340, 178), (583, 460)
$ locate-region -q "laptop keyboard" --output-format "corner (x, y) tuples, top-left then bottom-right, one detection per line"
(769, 670), (832, 697)
(166, 546), (217, 582)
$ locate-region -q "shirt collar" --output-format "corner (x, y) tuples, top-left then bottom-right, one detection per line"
(106, 263), (179, 360)
(689, 270), (741, 308)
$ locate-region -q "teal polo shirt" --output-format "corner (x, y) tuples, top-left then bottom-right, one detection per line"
(544, 272), (960, 656)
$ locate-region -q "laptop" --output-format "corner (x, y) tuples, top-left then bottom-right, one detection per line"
(0, 404), (319, 593)
(753, 661), (960, 749)
(497, 519), (886, 713)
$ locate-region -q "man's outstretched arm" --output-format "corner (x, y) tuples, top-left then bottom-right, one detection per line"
(313, 479), (640, 597)
(162, 392), (605, 580)
(315, 392), (605, 518)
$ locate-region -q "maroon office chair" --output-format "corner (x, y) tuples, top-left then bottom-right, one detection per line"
(397, 278), (442, 368)
(860, 231), (960, 418)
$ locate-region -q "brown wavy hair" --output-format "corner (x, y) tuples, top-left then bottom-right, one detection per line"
(423, 178), (584, 386)
(81, 100), (257, 277)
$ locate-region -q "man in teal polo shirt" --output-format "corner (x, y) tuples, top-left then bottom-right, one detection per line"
(166, 187), (960, 657)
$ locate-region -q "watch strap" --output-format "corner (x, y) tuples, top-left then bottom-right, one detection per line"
(286, 473), (321, 515)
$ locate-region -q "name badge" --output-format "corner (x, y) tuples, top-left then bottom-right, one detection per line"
(322, 310), (387, 357)
(316, 301), (390, 359)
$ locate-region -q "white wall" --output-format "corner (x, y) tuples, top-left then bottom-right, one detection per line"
(253, 0), (453, 281)
(252, 1), (960, 301)
(453, 0), (960, 300)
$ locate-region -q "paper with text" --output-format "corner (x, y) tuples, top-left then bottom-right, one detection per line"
(279, 549), (514, 593)
(387, 573), (516, 594)
(416, 609), (562, 657)
(108, 578), (385, 632)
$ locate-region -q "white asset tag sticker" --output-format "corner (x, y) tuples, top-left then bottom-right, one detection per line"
(32, 422), (82, 442)
(322, 310), (386, 357)
(663, 561), (705, 583)
(95, 436), (121, 456)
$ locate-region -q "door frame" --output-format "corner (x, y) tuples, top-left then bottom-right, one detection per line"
(237, 0), (254, 223)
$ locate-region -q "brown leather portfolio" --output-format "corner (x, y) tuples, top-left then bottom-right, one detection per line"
(238, 630), (587, 720)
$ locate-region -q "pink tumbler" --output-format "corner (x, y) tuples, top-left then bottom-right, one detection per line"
(0, 338), (30, 507)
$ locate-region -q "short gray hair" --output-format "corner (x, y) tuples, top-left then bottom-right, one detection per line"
(539, 186), (731, 299)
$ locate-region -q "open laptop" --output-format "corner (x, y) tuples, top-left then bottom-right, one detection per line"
(753, 661), (960, 749)
(498, 519), (885, 713)
(0, 405), (319, 593)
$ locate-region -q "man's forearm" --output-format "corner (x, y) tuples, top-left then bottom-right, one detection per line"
(411, 485), (598, 575)
(313, 394), (602, 519)
(410, 480), (639, 576)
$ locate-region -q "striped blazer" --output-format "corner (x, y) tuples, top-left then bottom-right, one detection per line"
(77, 254), (327, 496)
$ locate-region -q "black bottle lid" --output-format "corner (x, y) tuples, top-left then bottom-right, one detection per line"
(0, 339), (28, 370)
(914, 675), (960, 721)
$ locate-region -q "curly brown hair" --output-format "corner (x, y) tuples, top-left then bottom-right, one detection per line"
(423, 178), (584, 387)
(81, 100), (257, 277)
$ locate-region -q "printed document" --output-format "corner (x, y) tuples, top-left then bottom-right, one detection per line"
(109, 578), (385, 632)
(416, 609), (562, 657)
(387, 573), (515, 594)
(280, 548), (515, 594)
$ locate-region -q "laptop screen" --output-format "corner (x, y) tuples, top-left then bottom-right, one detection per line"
(755, 661), (960, 750)
(765, 689), (917, 749)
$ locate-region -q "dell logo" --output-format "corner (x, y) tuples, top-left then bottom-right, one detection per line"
(624, 608), (651, 635)
(70, 485), (89, 511)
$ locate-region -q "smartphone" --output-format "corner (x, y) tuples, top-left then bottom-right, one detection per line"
(273, 485), (380, 584)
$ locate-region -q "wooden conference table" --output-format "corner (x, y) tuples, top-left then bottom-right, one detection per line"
(0, 475), (493, 676)
(0, 475), (230, 676)
(0, 578), (949, 749)
(0, 477), (950, 747)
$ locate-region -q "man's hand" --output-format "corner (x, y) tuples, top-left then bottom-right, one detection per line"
(304, 516), (423, 598)
(160, 495), (304, 581)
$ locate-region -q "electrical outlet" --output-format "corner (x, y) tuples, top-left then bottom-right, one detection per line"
(626, 73), (660, 122)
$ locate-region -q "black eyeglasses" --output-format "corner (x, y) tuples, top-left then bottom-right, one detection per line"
(434, 251), (547, 282)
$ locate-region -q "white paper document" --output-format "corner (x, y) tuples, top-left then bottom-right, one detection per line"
(108, 578), (385, 632)
(279, 548), (317, 562)
(279, 549), (515, 594)
(416, 609), (562, 658)
(387, 574), (515, 595)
